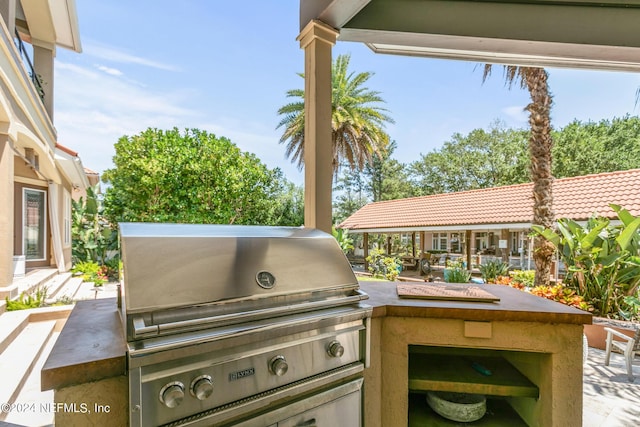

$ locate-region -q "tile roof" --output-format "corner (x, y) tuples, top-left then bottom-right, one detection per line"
(55, 142), (78, 157)
(338, 168), (640, 231)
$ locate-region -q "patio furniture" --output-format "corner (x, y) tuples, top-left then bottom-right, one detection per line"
(604, 327), (640, 382)
(401, 255), (419, 271)
(420, 253), (432, 275)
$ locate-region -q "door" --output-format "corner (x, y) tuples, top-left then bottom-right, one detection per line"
(22, 188), (47, 263)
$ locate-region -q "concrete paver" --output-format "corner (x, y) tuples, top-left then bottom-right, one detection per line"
(583, 347), (640, 427)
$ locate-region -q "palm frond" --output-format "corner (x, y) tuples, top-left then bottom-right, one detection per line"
(276, 52), (393, 174)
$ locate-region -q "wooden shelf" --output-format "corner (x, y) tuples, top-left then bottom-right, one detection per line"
(408, 352), (539, 398)
(408, 393), (529, 426)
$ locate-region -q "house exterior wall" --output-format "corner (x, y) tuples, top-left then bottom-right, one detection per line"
(0, 2), (82, 287)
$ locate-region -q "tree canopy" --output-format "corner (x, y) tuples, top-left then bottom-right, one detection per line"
(102, 128), (302, 226)
(552, 115), (640, 178)
(409, 122), (530, 195)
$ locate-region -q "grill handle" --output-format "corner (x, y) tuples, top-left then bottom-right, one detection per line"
(132, 290), (369, 339)
(133, 317), (158, 337)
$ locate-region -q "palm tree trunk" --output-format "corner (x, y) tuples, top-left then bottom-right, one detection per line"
(524, 68), (555, 286)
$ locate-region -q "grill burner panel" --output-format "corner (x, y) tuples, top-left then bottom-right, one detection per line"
(135, 327), (364, 426)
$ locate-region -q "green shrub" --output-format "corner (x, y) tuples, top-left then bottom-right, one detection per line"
(103, 256), (122, 282)
(444, 260), (471, 283)
(509, 270), (535, 288)
(72, 261), (108, 286)
(532, 204), (640, 320)
(479, 259), (510, 283)
(366, 249), (401, 281)
(5, 287), (47, 311)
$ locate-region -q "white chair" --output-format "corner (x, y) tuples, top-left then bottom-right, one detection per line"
(604, 327), (640, 382)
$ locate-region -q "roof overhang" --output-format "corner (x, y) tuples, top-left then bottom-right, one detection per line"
(341, 223), (533, 233)
(20, 0), (82, 52)
(301, 0), (640, 71)
(54, 145), (89, 190)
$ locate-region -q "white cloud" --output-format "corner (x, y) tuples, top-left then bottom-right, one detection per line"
(54, 61), (197, 174)
(502, 105), (528, 124)
(96, 64), (123, 76)
(53, 60), (304, 184)
(83, 41), (180, 72)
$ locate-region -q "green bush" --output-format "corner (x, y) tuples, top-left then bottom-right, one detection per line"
(532, 204), (640, 320)
(509, 270), (535, 287)
(479, 259), (510, 283)
(5, 287), (47, 311)
(72, 261), (108, 286)
(444, 260), (471, 283)
(366, 249), (401, 281)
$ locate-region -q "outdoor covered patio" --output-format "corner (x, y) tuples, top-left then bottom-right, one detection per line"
(298, 2), (640, 426)
(338, 168), (640, 275)
(298, 0), (640, 235)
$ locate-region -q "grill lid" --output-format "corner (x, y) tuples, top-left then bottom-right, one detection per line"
(119, 223), (358, 313)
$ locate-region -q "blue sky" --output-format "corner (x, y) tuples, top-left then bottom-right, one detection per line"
(54, 0), (640, 186)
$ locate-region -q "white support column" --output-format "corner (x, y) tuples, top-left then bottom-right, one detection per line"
(0, 135), (15, 286)
(297, 20), (338, 233)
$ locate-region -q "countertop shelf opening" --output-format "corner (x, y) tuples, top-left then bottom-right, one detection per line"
(408, 350), (539, 398)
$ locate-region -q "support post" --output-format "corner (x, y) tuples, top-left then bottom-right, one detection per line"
(297, 20), (338, 233)
(465, 230), (472, 271)
(363, 233), (369, 272)
(411, 232), (416, 258)
(0, 135), (14, 286)
(501, 228), (510, 263)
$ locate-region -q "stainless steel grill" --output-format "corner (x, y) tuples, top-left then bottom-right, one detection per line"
(119, 223), (371, 427)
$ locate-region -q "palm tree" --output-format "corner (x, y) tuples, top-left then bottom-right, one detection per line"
(277, 54), (393, 175)
(483, 65), (556, 287)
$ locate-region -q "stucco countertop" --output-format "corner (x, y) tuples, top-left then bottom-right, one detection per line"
(41, 282), (591, 391)
(41, 298), (126, 391)
(359, 281), (593, 325)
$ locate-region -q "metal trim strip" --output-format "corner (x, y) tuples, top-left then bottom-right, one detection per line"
(159, 364), (364, 427)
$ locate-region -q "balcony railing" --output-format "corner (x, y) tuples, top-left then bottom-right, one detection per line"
(14, 29), (45, 103)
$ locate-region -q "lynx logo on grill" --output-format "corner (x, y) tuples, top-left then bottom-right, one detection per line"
(229, 367), (255, 381)
(256, 271), (276, 289)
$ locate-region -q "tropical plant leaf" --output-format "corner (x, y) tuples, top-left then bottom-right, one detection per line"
(610, 203), (636, 227)
(531, 225), (561, 246)
(616, 217), (640, 252)
(580, 221), (609, 251)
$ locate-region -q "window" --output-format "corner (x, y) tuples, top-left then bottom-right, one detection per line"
(449, 233), (461, 253)
(432, 233), (448, 251)
(474, 232), (488, 253)
(63, 190), (71, 247)
(23, 188), (47, 261)
(510, 231), (521, 255)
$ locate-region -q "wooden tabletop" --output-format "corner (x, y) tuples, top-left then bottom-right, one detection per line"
(359, 281), (592, 325)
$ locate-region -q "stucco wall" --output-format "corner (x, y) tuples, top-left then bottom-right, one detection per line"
(363, 316), (584, 427)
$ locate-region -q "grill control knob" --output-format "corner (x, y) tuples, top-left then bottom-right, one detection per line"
(159, 382), (185, 408)
(269, 355), (288, 376)
(190, 375), (214, 400)
(327, 340), (345, 358)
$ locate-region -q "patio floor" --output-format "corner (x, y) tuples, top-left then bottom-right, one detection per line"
(583, 347), (640, 426)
